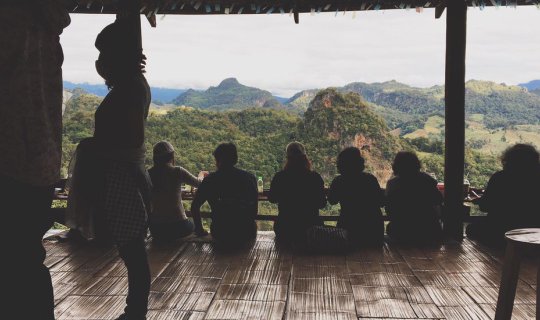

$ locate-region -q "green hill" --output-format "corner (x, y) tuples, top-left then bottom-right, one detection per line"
(287, 80), (540, 129)
(172, 78), (283, 111)
(299, 89), (403, 182)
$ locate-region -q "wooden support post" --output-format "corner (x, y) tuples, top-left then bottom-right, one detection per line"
(443, 1), (467, 239)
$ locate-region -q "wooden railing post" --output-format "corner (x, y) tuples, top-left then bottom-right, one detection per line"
(443, 0), (468, 240)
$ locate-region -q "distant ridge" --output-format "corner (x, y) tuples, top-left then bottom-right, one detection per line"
(63, 81), (187, 104)
(519, 79), (540, 91)
(172, 78), (284, 111)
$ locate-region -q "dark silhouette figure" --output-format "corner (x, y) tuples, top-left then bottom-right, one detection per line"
(191, 143), (258, 249)
(467, 144), (540, 246)
(328, 147), (385, 246)
(148, 141), (200, 242)
(385, 151), (443, 243)
(269, 142), (327, 245)
(1, 3), (70, 319)
(67, 21), (152, 320)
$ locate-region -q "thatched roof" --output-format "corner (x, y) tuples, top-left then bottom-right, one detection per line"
(66, 0), (537, 15)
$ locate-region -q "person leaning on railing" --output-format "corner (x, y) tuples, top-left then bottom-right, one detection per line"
(385, 151), (443, 244)
(466, 144), (540, 246)
(148, 141), (201, 242)
(268, 142), (327, 246)
(191, 143), (258, 249)
(328, 147), (385, 246)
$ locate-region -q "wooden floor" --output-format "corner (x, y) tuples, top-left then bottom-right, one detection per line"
(46, 232), (538, 320)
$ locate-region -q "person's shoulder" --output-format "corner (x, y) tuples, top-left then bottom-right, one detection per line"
(419, 172), (437, 184)
(234, 167), (256, 180)
(310, 170), (324, 181)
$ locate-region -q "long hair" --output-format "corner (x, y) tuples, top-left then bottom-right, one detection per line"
(284, 142), (312, 172)
(95, 20), (146, 89)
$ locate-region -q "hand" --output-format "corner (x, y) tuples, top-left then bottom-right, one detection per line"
(195, 228), (209, 237)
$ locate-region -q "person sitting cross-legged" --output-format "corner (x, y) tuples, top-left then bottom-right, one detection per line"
(328, 147), (385, 246)
(385, 151), (443, 244)
(191, 143), (258, 249)
(148, 141), (201, 242)
(466, 144), (540, 246)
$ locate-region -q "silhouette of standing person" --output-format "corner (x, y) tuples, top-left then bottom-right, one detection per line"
(385, 151), (443, 244)
(67, 20), (152, 320)
(269, 142), (327, 245)
(328, 147), (385, 246)
(1, 2), (70, 318)
(467, 144), (540, 246)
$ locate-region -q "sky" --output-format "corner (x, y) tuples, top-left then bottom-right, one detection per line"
(61, 6), (540, 98)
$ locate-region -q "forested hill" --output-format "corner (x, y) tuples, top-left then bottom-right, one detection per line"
(172, 78), (283, 111)
(287, 80), (540, 129)
(62, 90), (404, 184)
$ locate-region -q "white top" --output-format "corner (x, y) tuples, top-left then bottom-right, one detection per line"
(148, 165), (200, 223)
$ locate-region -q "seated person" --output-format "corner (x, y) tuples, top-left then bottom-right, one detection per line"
(269, 142), (327, 245)
(385, 151), (443, 243)
(328, 147), (385, 246)
(191, 143), (258, 248)
(467, 144), (540, 246)
(148, 141), (201, 242)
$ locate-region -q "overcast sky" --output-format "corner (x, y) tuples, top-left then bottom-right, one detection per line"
(61, 6), (540, 97)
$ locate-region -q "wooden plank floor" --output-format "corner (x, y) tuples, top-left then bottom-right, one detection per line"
(45, 232), (538, 319)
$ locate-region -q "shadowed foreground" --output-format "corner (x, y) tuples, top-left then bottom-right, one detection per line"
(47, 232), (537, 319)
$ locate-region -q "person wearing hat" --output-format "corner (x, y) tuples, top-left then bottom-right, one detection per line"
(268, 142), (327, 245)
(148, 141), (201, 242)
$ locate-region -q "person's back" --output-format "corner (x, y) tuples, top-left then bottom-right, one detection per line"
(269, 142), (326, 243)
(385, 152), (443, 243)
(467, 144), (540, 246)
(270, 169), (326, 231)
(476, 168), (540, 236)
(328, 172), (385, 244)
(148, 160), (200, 241)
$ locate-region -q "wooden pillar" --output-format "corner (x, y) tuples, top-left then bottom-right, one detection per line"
(443, 1), (467, 239)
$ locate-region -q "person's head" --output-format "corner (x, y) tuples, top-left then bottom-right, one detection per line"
(392, 151), (421, 177)
(153, 141), (175, 167)
(337, 147), (365, 175)
(95, 20), (146, 88)
(284, 142), (312, 172)
(213, 143), (238, 169)
(501, 144), (539, 172)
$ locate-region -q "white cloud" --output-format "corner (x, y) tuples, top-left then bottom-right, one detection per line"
(61, 6), (540, 97)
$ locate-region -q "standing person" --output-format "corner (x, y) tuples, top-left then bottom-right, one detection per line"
(0, 1), (70, 319)
(268, 142), (327, 245)
(467, 144), (540, 246)
(67, 20), (152, 320)
(148, 141), (201, 242)
(328, 147), (385, 246)
(191, 143), (258, 249)
(385, 151), (443, 244)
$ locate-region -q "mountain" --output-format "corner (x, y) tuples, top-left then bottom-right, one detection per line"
(172, 78), (283, 111)
(299, 89), (403, 182)
(519, 80), (540, 91)
(63, 81), (186, 104)
(286, 80), (540, 129)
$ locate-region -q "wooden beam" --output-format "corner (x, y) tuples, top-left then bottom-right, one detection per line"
(443, 0), (467, 240)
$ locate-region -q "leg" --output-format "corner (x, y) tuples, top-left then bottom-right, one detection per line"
(537, 263), (540, 320)
(495, 241), (522, 320)
(2, 175), (55, 319)
(118, 237), (150, 319)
